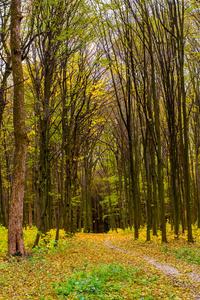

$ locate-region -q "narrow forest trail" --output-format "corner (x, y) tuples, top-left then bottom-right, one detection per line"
(104, 235), (200, 299)
(105, 237), (200, 280)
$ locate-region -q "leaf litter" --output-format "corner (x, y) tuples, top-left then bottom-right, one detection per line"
(0, 228), (200, 299)
(106, 233), (200, 299)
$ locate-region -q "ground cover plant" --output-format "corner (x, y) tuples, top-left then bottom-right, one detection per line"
(1, 225), (200, 299)
(54, 263), (160, 299)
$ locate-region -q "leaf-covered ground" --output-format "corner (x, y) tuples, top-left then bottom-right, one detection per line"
(1, 225), (200, 299)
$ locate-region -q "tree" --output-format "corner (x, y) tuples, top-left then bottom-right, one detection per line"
(8, 0), (28, 257)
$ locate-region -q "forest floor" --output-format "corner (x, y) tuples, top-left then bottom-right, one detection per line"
(1, 227), (200, 299)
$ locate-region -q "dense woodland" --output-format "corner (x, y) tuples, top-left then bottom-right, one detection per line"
(0, 0), (200, 256)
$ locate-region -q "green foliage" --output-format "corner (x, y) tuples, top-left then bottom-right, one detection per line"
(55, 263), (154, 299)
(173, 247), (200, 265)
(162, 246), (169, 253)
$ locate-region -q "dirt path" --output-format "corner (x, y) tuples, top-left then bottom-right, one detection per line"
(105, 237), (200, 299)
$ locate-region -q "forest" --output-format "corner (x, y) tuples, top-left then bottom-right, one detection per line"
(0, 0), (200, 298)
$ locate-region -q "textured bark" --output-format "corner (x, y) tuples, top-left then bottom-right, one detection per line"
(8, 0), (28, 257)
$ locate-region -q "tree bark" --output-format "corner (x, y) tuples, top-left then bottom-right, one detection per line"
(8, 0), (28, 257)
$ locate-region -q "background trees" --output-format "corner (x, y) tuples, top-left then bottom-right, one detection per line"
(0, 0), (200, 248)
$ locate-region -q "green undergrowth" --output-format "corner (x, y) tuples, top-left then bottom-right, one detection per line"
(54, 263), (169, 300)
(162, 246), (200, 266)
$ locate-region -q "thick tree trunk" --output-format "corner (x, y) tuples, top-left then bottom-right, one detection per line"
(8, 0), (28, 257)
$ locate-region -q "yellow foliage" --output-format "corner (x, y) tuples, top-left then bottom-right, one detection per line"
(0, 225), (7, 258)
(0, 226), (67, 257)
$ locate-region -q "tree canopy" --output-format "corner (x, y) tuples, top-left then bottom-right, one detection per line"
(0, 0), (200, 256)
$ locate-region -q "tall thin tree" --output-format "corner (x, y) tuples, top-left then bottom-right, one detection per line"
(8, 0), (28, 257)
